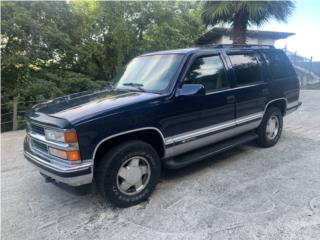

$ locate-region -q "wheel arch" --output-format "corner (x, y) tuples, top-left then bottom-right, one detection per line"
(264, 98), (287, 116)
(92, 127), (166, 172)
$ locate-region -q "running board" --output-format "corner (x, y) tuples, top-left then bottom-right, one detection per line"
(164, 132), (258, 169)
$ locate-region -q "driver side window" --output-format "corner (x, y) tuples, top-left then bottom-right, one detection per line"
(184, 55), (228, 92)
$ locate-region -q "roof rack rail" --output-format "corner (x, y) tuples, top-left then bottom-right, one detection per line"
(199, 44), (275, 49)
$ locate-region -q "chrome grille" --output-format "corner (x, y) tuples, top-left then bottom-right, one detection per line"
(31, 139), (48, 154)
(30, 123), (45, 135)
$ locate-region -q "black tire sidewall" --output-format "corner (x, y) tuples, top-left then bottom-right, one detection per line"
(258, 107), (283, 147)
(100, 141), (160, 207)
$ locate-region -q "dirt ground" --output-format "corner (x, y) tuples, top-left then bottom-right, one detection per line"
(1, 90), (320, 240)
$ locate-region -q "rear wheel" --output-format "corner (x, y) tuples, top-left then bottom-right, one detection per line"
(256, 107), (283, 148)
(95, 140), (160, 208)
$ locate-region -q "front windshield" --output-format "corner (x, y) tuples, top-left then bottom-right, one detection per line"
(115, 54), (184, 92)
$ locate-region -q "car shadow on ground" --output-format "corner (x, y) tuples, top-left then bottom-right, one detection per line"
(52, 181), (94, 196)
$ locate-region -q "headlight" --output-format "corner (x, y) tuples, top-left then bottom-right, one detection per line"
(45, 129), (64, 142)
(44, 129), (78, 143)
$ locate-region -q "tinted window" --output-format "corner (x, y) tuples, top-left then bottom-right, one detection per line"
(229, 53), (261, 85)
(262, 49), (295, 79)
(116, 54), (184, 92)
(184, 55), (228, 92)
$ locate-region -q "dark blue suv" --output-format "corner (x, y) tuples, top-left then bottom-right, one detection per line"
(24, 45), (301, 207)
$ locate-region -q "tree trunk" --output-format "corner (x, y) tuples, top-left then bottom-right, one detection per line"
(232, 11), (248, 44)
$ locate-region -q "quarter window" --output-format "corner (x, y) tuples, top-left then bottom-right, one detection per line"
(262, 49), (295, 79)
(229, 53), (261, 85)
(183, 55), (228, 92)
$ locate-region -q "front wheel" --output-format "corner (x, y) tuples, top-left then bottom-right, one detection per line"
(256, 107), (283, 148)
(95, 140), (160, 208)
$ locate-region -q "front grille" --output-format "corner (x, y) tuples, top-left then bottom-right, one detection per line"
(30, 123), (45, 135)
(31, 139), (48, 154)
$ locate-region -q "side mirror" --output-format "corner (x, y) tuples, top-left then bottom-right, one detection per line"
(176, 84), (205, 97)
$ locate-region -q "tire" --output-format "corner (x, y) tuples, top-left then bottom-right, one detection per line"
(95, 140), (160, 208)
(256, 106), (283, 148)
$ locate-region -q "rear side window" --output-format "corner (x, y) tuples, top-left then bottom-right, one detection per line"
(229, 53), (261, 85)
(262, 49), (295, 79)
(184, 55), (228, 92)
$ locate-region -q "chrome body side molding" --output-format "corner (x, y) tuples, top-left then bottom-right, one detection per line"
(166, 119), (236, 145)
(164, 113), (263, 158)
(165, 120), (261, 158)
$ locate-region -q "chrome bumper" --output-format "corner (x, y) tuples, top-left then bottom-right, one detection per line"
(24, 137), (93, 186)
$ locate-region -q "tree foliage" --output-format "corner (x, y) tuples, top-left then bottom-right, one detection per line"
(1, 1), (205, 105)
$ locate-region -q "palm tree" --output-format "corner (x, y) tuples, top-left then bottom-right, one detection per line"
(202, 1), (295, 44)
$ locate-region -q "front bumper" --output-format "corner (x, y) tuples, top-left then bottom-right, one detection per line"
(24, 137), (93, 186)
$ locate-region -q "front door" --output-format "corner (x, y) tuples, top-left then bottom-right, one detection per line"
(164, 53), (236, 157)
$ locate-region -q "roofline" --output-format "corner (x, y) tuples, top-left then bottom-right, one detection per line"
(138, 44), (278, 57)
(198, 44), (275, 49)
(198, 27), (295, 44)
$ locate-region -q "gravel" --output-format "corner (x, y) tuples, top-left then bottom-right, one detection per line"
(1, 90), (320, 240)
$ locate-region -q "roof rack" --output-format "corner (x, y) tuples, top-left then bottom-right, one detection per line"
(199, 44), (275, 49)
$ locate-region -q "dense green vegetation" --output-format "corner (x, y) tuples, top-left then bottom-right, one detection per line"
(1, 1), (205, 130)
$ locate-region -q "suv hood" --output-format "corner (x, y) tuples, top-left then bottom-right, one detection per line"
(32, 89), (160, 124)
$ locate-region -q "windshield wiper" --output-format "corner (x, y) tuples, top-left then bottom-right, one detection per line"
(123, 83), (145, 92)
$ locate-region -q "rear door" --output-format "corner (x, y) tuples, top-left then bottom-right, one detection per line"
(226, 50), (268, 123)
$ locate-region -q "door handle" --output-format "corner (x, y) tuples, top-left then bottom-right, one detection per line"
(226, 95), (235, 104)
(262, 88), (269, 96)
